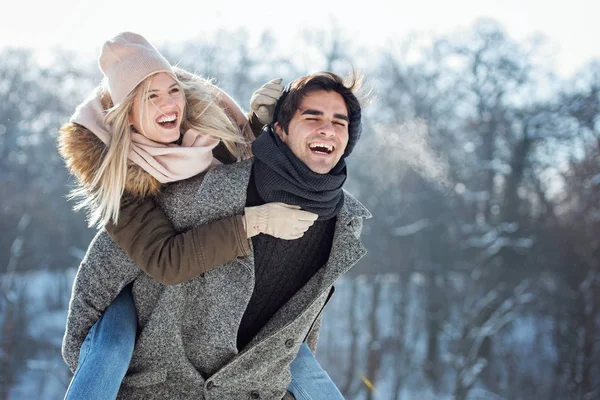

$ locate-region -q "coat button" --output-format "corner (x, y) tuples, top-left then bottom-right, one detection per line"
(285, 339), (294, 348)
(206, 381), (214, 390)
(250, 390), (261, 399)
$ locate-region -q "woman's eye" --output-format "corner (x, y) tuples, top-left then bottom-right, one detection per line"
(170, 88), (181, 95)
(148, 93), (158, 100)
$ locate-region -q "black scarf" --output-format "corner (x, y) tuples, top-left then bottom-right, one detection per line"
(251, 126), (346, 220)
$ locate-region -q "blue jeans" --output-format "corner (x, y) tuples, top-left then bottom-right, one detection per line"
(287, 343), (345, 400)
(63, 286), (343, 399)
(64, 284), (137, 400)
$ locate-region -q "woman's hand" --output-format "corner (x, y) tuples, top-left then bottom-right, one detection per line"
(244, 202), (318, 240)
(250, 78), (284, 124)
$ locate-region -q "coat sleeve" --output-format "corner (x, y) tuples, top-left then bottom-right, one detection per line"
(62, 230), (141, 373)
(105, 196), (251, 286)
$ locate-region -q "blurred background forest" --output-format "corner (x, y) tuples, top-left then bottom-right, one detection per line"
(0, 18), (599, 399)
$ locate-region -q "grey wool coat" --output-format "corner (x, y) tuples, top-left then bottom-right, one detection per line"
(62, 158), (371, 399)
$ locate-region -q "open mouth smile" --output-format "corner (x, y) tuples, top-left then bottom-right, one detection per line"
(308, 142), (335, 155)
(156, 112), (178, 129)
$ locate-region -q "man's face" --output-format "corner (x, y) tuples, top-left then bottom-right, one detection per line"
(274, 90), (349, 174)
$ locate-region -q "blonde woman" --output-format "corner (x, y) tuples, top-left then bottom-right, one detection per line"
(59, 32), (317, 399)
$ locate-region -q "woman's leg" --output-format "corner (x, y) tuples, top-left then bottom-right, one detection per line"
(64, 284), (137, 400)
(287, 343), (345, 400)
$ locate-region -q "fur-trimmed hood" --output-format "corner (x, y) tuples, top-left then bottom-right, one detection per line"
(59, 90), (157, 199)
(57, 69), (228, 199)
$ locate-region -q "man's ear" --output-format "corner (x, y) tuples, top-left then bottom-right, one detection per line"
(273, 122), (285, 140)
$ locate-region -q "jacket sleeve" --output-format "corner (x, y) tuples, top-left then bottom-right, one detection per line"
(105, 196), (252, 286)
(62, 230), (141, 373)
(247, 110), (266, 138)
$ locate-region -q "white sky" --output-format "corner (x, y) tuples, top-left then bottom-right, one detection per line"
(2, 0), (598, 78)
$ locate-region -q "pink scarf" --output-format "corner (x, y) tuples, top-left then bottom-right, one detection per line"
(70, 87), (219, 183)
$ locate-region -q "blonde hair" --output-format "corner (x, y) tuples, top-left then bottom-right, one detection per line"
(177, 75), (244, 158)
(68, 87), (135, 229)
(72, 72), (246, 229)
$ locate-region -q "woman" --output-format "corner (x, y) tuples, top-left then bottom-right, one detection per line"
(59, 32), (318, 399)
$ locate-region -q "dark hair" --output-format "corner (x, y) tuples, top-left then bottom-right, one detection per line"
(272, 71), (363, 157)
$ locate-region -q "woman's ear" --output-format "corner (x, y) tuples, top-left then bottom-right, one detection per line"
(128, 106), (135, 126)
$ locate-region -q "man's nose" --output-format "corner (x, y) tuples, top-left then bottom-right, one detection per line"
(318, 120), (336, 136)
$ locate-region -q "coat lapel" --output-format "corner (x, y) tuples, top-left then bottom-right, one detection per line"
(307, 190), (371, 294)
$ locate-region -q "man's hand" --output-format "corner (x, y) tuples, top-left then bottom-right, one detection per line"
(250, 78), (284, 125)
(244, 202), (318, 240)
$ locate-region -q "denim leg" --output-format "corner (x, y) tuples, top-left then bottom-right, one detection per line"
(64, 284), (137, 400)
(287, 343), (345, 400)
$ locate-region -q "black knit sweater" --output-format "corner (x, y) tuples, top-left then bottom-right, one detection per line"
(236, 171), (336, 350)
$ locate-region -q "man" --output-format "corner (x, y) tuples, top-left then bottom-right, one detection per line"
(63, 71), (371, 399)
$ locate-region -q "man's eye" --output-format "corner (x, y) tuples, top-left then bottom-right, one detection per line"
(333, 121), (346, 127)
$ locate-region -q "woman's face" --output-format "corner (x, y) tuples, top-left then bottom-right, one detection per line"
(129, 72), (185, 143)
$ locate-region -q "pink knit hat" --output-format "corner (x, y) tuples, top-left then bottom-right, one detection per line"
(99, 32), (174, 105)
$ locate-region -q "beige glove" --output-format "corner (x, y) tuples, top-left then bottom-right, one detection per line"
(250, 78), (284, 124)
(244, 202), (318, 240)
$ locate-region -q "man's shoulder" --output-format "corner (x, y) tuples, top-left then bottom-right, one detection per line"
(165, 158), (253, 192)
(342, 189), (372, 220)
(212, 157), (254, 176)
(157, 159), (253, 228)
(204, 158), (254, 192)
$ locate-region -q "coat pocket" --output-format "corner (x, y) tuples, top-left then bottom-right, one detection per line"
(122, 369), (167, 388)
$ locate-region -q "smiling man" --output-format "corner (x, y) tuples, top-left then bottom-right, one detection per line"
(76, 71), (372, 399)
(238, 70), (368, 355)
(274, 90), (349, 174)
(233, 72), (370, 399)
